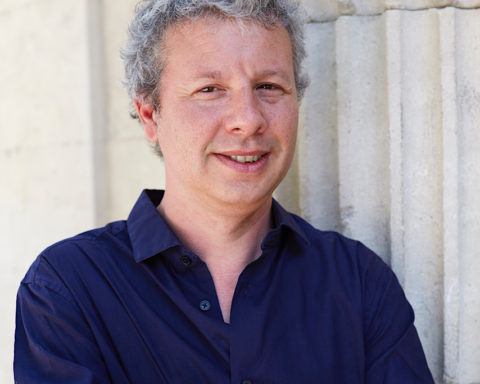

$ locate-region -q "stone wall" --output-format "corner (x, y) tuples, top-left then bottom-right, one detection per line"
(1, 0), (479, 382)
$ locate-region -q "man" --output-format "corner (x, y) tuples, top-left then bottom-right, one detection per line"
(14, 0), (434, 382)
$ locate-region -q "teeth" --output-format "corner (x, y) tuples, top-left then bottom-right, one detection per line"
(229, 155), (262, 163)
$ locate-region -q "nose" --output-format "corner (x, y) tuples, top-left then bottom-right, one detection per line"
(224, 88), (266, 136)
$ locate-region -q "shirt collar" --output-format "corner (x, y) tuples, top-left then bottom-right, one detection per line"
(127, 189), (309, 263)
(127, 189), (182, 263)
(270, 198), (309, 245)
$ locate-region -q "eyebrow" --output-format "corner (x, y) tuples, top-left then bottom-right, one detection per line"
(192, 69), (292, 81)
(192, 70), (223, 80)
(256, 69), (292, 82)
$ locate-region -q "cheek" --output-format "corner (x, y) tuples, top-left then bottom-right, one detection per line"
(158, 103), (224, 163)
(268, 102), (298, 143)
(175, 103), (222, 140)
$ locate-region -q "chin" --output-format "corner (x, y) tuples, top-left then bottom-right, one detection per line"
(210, 182), (276, 209)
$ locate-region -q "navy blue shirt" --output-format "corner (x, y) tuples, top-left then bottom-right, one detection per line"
(15, 190), (434, 383)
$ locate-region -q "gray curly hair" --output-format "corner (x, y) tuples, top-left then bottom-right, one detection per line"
(121, 0), (309, 115)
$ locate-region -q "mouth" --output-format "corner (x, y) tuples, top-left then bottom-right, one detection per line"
(214, 152), (269, 172)
(227, 155), (263, 163)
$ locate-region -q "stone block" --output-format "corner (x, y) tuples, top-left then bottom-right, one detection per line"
(350, 0), (387, 14)
(302, 0), (339, 22)
(399, 0), (451, 9)
(454, 0), (480, 7)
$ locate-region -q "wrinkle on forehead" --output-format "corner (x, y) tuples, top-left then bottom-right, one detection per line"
(161, 17), (291, 72)
(163, 15), (284, 56)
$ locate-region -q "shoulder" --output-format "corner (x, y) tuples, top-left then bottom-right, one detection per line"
(21, 220), (129, 290)
(291, 214), (387, 273)
(292, 213), (412, 323)
(285, 213), (401, 309)
(290, 213), (414, 334)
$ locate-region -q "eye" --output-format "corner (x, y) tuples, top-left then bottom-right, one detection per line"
(199, 86), (218, 93)
(256, 83), (285, 100)
(193, 85), (224, 100)
(257, 83), (278, 90)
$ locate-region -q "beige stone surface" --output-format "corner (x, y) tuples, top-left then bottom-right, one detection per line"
(385, 10), (404, 282)
(455, 9), (480, 382)
(399, 0), (451, 9)
(0, 1), (90, 149)
(399, 10), (444, 381)
(301, 0), (339, 21)
(0, 1), (95, 382)
(300, 22), (340, 230)
(347, 0), (386, 14)
(455, 0), (480, 7)
(335, 14), (391, 261)
(438, 7), (460, 383)
(302, 0), (480, 20)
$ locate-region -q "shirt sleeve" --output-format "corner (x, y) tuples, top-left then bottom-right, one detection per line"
(361, 247), (435, 383)
(14, 257), (111, 384)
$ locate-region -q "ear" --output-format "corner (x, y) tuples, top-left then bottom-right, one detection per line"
(134, 99), (158, 143)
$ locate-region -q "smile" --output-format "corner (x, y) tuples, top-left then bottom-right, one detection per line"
(228, 155), (262, 163)
(215, 152), (269, 173)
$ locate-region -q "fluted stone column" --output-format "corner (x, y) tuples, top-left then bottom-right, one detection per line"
(278, 1), (480, 383)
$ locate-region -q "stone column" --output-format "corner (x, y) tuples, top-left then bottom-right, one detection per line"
(277, 1), (480, 382)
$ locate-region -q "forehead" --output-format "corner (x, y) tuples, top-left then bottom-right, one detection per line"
(161, 17), (294, 78)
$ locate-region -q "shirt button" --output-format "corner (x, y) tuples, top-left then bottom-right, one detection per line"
(180, 255), (192, 266)
(241, 380), (253, 384)
(199, 300), (211, 311)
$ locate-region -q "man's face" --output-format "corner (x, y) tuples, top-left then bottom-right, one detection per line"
(142, 17), (299, 209)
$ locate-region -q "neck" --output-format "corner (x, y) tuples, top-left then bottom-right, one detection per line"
(158, 189), (273, 266)
(157, 188), (273, 323)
